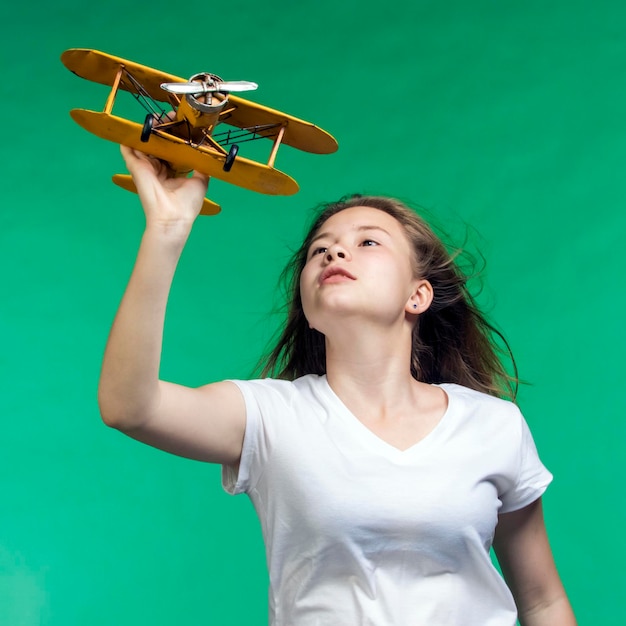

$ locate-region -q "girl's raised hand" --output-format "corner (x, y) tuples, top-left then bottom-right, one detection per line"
(120, 145), (209, 234)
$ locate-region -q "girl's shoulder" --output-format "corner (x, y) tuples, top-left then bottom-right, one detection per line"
(229, 373), (327, 406)
(437, 382), (523, 426)
(439, 382), (518, 408)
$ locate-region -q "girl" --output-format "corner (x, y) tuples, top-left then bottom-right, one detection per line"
(98, 146), (576, 625)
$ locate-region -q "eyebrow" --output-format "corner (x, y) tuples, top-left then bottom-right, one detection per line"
(309, 225), (392, 246)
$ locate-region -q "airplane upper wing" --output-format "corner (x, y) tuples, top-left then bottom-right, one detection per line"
(220, 95), (338, 155)
(62, 48), (338, 156)
(61, 48), (185, 103)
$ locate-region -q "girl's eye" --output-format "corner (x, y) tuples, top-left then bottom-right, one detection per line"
(310, 246), (327, 257)
(361, 239), (378, 247)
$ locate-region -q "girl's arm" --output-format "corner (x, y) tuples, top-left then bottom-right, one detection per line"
(97, 146), (246, 465)
(493, 498), (576, 626)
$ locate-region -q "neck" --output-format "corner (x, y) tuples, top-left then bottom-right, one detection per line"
(323, 320), (419, 410)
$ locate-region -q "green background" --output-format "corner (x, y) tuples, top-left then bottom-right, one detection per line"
(2, 1), (624, 623)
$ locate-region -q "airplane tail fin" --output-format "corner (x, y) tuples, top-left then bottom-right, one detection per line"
(111, 174), (221, 216)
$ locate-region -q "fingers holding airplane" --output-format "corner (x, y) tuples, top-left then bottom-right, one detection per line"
(120, 145), (210, 227)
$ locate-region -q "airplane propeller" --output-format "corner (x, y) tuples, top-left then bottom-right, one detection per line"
(160, 80), (258, 95)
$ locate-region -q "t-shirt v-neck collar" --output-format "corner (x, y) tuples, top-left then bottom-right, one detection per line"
(317, 375), (454, 459)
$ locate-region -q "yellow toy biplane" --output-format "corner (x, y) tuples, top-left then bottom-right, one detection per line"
(61, 48), (338, 214)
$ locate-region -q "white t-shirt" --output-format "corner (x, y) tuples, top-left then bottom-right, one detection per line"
(222, 375), (552, 626)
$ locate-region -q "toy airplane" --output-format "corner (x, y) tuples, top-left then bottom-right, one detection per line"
(61, 48), (338, 214)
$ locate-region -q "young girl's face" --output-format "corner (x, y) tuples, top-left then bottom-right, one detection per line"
(300, 206), (421, 333)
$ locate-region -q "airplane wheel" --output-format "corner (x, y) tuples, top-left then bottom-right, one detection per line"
(223, 144), (239, 172)
(140, 114), (154, 143)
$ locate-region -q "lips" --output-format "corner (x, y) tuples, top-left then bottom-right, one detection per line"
(319, 266), (356, 284)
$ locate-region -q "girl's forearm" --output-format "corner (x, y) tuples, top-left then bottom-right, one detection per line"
(519, 595), (577, 626)
(97, 227), (189, 428)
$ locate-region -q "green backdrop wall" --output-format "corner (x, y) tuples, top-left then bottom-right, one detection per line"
(2, 1), (624, 623)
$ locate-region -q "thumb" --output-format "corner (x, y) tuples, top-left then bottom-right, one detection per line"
(189, 169), (210, 192)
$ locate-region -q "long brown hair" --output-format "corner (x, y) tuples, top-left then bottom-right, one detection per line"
(260, 195), (518, 400)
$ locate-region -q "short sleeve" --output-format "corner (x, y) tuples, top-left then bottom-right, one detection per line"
(221, 380), (265, 495)
(221, 378), (294, 496)
(498, 413), (553, 513)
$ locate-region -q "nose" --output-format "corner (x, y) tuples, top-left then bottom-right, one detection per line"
(325, 243), (350, 262)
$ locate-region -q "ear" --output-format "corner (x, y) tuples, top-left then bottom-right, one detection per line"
(405, 279), (433, 315)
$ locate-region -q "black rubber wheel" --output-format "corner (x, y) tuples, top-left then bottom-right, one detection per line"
(140, 114), (154, 143)
(223, 144), (239, 172)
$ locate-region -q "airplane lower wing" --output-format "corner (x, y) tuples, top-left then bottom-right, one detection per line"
(70, 109), (300, 196)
